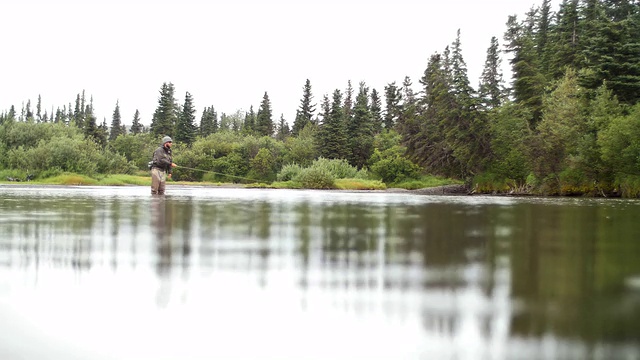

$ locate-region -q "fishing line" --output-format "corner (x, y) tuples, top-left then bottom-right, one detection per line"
(175, 165), (262, 183)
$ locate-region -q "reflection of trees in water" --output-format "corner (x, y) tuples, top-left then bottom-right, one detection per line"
(509, 203), (640, 343)
(0, 197), (97, 272)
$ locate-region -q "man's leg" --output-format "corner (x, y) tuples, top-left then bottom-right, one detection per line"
(151, 168), (162, 195)
(158, 177), (166, 195)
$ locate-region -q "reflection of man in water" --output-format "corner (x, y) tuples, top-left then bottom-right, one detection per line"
(150, 136), (177, 195)
(151, 197), (172, 307)
(151, 198), (172, 275)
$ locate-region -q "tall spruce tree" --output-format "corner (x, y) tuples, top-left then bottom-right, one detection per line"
(256, 92), (274, 136)
(317, 90), (348, 159)
(412, 53), (459, 176)
(383, 82), (402, 130)
(150, 82), (178, 138)
(370, 88), (383, 134)
(292, 79), (316, 136)
(243, 105), (256, 135)
(347, 82), (374, 168)
(548, 0), (581, 79)
(131, 109), (144, 134)
(580, 0), (640, 104)
(276, 114), (290, 141)
(36, 95), (42, 122)
(199, 106), (217, 136)
(176, 91), (198, 145)
(343, 80), (354, 127)
(504, 14), (547, 126)
(478, 36), (506, 109)
(109, 101), (123, 141)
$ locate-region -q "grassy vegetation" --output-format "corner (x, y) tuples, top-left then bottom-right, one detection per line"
(0, 171), (453, 192)
(390, 175), (462, 190)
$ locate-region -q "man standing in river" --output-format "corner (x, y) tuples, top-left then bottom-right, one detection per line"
(150, 136), (177, 195)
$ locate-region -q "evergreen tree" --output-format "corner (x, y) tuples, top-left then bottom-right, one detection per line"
(243, 105), (256, 135)
(347, 82), (374, 168)
(411, 53), (459, 176)
(7, 105), (16, 123)
(36, 95), (42, 122)
(25, 100), (34, 122)
(383, 82), (402, 130)
(131, 109), (144, 135)
(504, 14), (547, 125)
(84, 104), (100, 143)
(276, 114), (291, 141)
(97, 117), (108, 148)
(256, 92), (274, 136)
(150, 82), (178, 138)
(537, 0), (553, 75)
(317, 90), (348, 159)
(530, 69), (586, 189)
(219, 113), (230, 131)
(343, 80), (354, 127)
(370, 88), (383, 134)
(109, 101), (123, 141)
(580, 0), (640, 104)
(199, 106), (218, 137)
(548, 0), (581, 78)
(175, 91), (198, 145)
(478, 36), (506, 109)
(292, 79), (316, 135)
(396, 76), (420, 160)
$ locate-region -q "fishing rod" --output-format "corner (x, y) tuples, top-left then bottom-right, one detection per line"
(174, 165), (262, 183)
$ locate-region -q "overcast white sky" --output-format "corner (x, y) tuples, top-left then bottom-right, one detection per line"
(1, 0), (557, 127)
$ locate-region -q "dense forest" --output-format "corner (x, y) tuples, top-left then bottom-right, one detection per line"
(1, 0), (639, 196)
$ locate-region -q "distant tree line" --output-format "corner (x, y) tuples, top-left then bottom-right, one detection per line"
(1, 0), (639, 196)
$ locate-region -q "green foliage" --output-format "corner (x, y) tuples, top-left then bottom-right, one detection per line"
(598, 104), (640, 176)
(530, 69), (587, 181)
(277, 163), (303, 181)
(150, 82), (178, 137)
(292, 79), (316, 136)
(249, 148), (276, 182)
(256, 92), (273, 136)
(558, 167), (595, 195)
(282, 124), (317, 167)
(615, 175), (640, 198)
(96, 150), (137, 175)
(175, 91), (198, 146)
(368, 130), (421, 184)
(392, 175), (461, 190)
(317, 90), (348, 159)
(309, 158), (361, 179)
(370, 152), (421, 184)
(294, 167), (335, 189)
(334, 178), (386, 190)
(109, 133), (156, 170)
(0, 121), (82, 150)
(109, 101), (124, 141)
(472, 172), (517, 193)
(488, 102), (532, 184)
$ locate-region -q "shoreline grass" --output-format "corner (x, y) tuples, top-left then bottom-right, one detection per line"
(0, 172), (452, 191)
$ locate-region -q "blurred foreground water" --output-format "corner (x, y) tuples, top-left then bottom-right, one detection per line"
(0, 185), (639, 360)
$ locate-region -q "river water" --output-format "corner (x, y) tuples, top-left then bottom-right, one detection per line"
(0, 185), (639, 360)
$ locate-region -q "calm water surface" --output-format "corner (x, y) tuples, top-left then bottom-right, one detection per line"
(0, 185), (639, 360)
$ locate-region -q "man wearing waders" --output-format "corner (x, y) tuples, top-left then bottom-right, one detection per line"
(151, 136), (177, 195)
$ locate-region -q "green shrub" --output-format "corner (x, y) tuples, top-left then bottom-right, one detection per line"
(370, 154), (421, 184)
(310, 158), (360, 179)
(559, 167), (594, 195)
(248, 148), (276, 182)
(277, 164), (303, 181)
(295, 167), (335, 189)
(96, 150), (138, 175)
